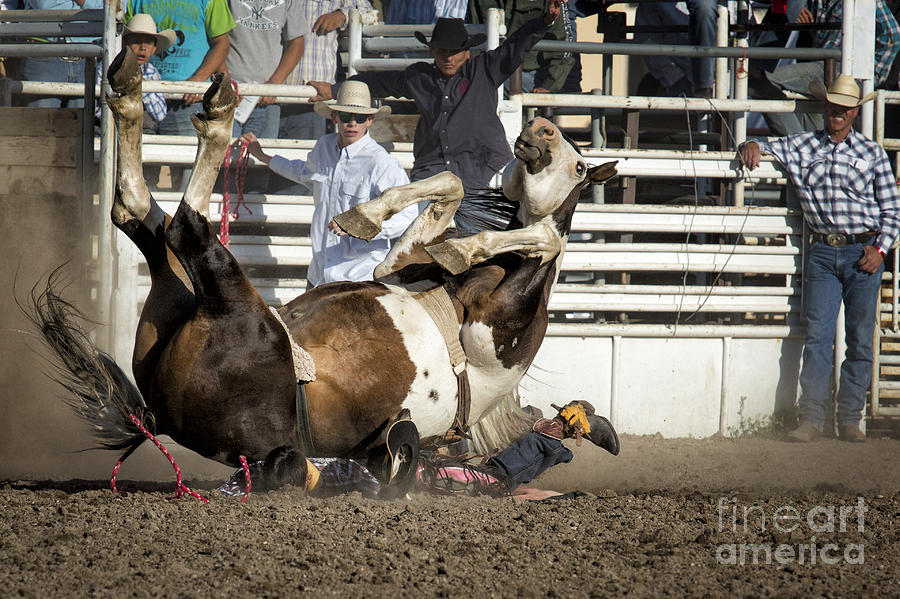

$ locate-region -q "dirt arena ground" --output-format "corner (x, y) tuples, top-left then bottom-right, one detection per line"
(2, 435), (898, 598)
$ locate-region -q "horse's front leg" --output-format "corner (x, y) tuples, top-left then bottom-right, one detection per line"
(334, 171), (463, 242)
(425, 221), (562, 275)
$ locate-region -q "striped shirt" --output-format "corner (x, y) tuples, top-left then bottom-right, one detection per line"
(284, 0), (374, 85)
(94, 61), (166, 124)
(811, 0), (900, 85)
(384, 0), (468, 24)
(752, 129), (900, 251)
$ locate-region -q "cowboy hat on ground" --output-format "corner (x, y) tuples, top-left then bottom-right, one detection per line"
(313, 80), (391, 120)
(123, 13), (177, 56)
(414, 17), (486, 50)
(809, 74), (877, 108)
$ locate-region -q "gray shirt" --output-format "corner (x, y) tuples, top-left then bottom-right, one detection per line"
(226, 0), (309, 84)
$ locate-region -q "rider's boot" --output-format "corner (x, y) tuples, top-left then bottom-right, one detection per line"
(532, 401), (620, 456)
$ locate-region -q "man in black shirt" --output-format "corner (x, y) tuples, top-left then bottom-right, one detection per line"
(309, 0), (562, 234)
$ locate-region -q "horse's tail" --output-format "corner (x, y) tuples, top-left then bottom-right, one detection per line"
(22, 271), (150, 453)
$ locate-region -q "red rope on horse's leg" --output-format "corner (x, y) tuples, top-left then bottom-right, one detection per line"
(110, 444), (140, 494)
(127, 414), (209, 503)
(239, 455), (251, 503)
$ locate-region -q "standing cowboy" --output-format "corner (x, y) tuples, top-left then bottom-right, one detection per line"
(309, 0), (564, 235)
(240, 81), (418, 287)
(740, 75), (900, 442)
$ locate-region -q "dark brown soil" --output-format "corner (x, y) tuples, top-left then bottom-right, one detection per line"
(2, 435), (899, 598)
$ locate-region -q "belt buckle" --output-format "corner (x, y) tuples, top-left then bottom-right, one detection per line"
(825, 233), (846, 247)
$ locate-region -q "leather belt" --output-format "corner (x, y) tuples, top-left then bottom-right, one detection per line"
(810, 231), (876, 247)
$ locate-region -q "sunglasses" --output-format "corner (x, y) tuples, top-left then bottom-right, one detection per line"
(337, 112), (371, 124)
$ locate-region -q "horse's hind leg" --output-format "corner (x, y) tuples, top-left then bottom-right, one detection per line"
(333, 172), (464, 279)
(106, 48), (164, 233)
(179, 75), (236, 219)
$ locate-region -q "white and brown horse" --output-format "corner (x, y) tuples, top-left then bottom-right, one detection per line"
(31, 48), (615, 487)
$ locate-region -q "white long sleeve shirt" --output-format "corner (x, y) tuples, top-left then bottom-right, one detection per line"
(269, 132), (415, 286)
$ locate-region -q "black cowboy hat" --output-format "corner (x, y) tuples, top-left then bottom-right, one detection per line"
(414, 17), (487, 50)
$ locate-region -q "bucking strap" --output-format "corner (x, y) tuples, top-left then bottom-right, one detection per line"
(412, 286), (471, 437)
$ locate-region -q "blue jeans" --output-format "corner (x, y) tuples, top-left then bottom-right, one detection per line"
(158, 101), (205, 192)
(799, 242), (884, 428)
(232, 102), (280, 138)
(762, 61), (825, 135)
(280, 105), (327, 140)
(487, 432), (573, 491)
(687, 0), (717, 90)
(23, 57), (86, 108)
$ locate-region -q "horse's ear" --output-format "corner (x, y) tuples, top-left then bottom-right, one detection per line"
(588, 161), (617, 184)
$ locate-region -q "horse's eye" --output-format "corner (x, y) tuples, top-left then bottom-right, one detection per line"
(576, 162), (586, 176)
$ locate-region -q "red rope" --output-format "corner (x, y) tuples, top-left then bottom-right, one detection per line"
(126, 414), (209, 503)
(219, 140), (253, 248)
(736, 46), (748, 79)
(239, 455), (251, 503)
(110, 459), (125, 494)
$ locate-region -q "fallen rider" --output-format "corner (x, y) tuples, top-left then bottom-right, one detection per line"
(218, 401), (620, 500)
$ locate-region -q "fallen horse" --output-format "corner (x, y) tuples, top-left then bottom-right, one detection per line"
(28, 47), (617, 496)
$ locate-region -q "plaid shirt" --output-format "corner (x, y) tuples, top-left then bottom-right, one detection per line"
(385, 0), (468, 24)
(753, 129), (900, 251)
(811, 0), (900, 85)
(285, 0), (373, 85)
(94, 61), (166, 123)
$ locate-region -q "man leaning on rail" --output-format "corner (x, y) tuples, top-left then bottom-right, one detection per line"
(739, 75), (900, 443)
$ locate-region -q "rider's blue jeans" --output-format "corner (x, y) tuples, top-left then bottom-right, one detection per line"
(764, 61), (826, 135)
(487, 432), (573, 490)
(799, 242), (884, 429)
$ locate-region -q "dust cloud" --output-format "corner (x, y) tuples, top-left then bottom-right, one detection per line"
(0, 188), (229, 483)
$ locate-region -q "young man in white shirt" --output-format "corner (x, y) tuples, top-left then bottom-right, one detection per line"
(239, 81), (417, 287)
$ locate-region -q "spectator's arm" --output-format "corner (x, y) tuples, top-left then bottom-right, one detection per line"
(737, 138), (790, 171)
(335, 0), (374, 30)
(183, 33), (231, 104)
(351, 70), (410, 99)
(873, 146), (900, 252)
(313, 11), (347, 35)
(259, 36), (305, 106)
(482, 14), (551, 87)
(873, 0), (900, 85)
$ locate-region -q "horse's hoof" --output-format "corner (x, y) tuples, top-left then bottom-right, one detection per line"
(107, 47), (142, 96)
(425, 241), (470, 275)
(333, 206), (382, 242)
(201, 73), (237, 122)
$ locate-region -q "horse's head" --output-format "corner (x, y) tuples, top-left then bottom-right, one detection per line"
(502, 118), (616, 228)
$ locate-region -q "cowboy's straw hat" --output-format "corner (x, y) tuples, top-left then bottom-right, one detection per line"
(809, 74), (877, 108)
(123, 13), (177, 56)
(414, 17), (486, 50)
(313, 80), (391, 120)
